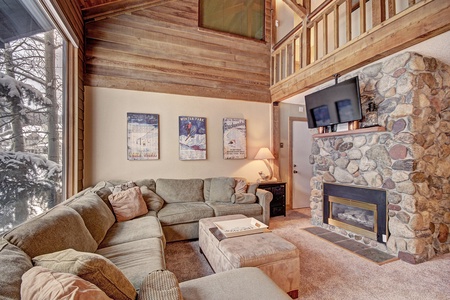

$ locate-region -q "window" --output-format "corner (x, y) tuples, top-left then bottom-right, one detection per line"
(0, 0), (67, 233)
(199, 0), (265, 40)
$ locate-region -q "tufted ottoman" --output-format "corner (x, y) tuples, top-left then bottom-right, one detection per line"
(199, 214), (300, 298)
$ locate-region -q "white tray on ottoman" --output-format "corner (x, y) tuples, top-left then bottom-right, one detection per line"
(199, 214), (300, 298)
(213, 217), (268, 238)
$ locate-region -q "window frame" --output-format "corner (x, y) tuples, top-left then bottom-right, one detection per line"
(198, 0), (266, 42)
(39, 0), (80, 199)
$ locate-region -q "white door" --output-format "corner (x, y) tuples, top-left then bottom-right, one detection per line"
(292, 121), (313, 208)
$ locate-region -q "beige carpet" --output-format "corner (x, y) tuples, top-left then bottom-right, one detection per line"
(165, 209), (450, 300)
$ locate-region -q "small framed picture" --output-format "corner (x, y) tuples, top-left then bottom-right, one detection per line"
(127, 113), (159, 160)
(179, 116), (207, 160)
(223, 118), (246, 159)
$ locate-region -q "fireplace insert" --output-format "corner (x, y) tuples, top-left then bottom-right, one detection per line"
(323, 183), (388, 243)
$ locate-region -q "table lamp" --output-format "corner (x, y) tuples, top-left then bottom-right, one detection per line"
(254, 147), (276, 181)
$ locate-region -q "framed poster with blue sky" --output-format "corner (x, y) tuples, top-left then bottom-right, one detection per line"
(179, 116), (207, 160)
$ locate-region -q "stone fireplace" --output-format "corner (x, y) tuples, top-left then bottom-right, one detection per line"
(309, 52), (450, 264)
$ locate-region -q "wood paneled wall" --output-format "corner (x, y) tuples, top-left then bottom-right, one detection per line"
(54, 0), (85, 193)
(84, 0), (272, 102)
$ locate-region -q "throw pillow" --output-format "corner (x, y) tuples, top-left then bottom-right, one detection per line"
(247, 183), (259, 194)
(140, 186), (165, 212)
(231, 193), (257, 204)
(138, 270), (183, 300)
(110, 181), (137, 194)
(33, 249), (136, 300)
(21, 266), (112, 300)
(108, 186), (149, 222)
(234, 178), (248, 194)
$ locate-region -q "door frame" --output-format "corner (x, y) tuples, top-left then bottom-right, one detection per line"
(288, 117), (308, 211)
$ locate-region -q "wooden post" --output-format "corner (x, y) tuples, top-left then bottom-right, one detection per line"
(323, 14), (328, 55)
(372, 0), (386, 27)
(388, 0), (396, 18)
(346, 0), (352, 42)
(334, 4), (339, 50)
(360, 0), (366, 34)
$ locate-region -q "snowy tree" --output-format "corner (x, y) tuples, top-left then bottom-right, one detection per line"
(0, 29), (64, 233)
(0, 151), (61, 232)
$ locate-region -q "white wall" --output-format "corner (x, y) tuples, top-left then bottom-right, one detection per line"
(275, 0), (301, 43)
(84, 87), (272, 186)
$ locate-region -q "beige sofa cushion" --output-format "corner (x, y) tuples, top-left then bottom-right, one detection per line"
(33, 249), (136, 300)
(67, 193), (116, 244)
(21, 266), (111, 300)
(157, 203), (214, 226)
(4, 206), (97, 258)
(204, 177), (235, 203)
(206, 202), (262, 218)
(96, 238), (166, 290)
(99, 215), (165, 249)
(0, 239), (33, 300)
(156, 179), (204, 203)
(179, 267), (291, 300)
(135, 178), (157, 192)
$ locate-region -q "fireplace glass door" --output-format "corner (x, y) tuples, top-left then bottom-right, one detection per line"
(328, 196), (377, 240)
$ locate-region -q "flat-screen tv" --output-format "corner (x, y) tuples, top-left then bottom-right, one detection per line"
(305, 76), (362, 129)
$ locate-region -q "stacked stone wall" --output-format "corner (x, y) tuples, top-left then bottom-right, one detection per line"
(309, 52), (450, 263)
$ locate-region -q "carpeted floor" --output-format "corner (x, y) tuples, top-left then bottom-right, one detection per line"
(165, 209), (450, 300)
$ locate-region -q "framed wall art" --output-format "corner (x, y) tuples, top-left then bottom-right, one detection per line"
(127, 113), (159, 160)
(179, 116), (207, 160)
(223, 118), (247, 159)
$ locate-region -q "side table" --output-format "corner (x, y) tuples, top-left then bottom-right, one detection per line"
(257, 182), (286, 217)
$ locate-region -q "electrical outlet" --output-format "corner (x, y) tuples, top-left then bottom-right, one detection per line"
(299, 106), (304, 112)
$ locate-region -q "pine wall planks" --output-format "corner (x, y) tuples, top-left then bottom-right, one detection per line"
(84, 0), (272, 102)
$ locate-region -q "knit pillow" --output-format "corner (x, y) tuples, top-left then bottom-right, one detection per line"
(138, 270), (183, 300)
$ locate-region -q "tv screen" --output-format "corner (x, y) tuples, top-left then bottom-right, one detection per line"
(305, 76), (362, 129)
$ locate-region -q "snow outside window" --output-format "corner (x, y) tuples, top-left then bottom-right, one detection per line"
(0, 0), (67, 234)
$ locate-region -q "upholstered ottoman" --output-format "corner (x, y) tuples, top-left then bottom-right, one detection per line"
(199, 214), (300, 298)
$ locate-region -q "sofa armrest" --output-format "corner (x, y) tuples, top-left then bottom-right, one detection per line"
(138, 270), (183, 300)
(256, 188), (273, 225)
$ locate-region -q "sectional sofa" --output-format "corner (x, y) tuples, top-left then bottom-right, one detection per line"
(0, 177), (292, 300)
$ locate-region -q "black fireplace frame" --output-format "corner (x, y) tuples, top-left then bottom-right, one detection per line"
(323, 183), (388, 243)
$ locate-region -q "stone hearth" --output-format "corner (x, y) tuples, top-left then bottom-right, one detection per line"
(309, 52), (450, 264)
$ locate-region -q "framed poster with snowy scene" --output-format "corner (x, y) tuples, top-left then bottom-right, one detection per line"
(179, 116), (207, 160)
(127, 113), (159, 160)
(223, 118), (246, 159)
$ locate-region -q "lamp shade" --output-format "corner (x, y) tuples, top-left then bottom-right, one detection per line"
(254, 147), (275, 160)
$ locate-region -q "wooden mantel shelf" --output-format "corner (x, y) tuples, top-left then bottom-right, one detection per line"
(312, 126), (386, 138)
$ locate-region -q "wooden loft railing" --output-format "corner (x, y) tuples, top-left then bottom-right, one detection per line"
(270, 0), (450, 102)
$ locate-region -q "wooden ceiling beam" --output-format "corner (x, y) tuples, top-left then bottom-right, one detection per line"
(282, 0), (307, 18)
(82, 0), (176, 22)
(271, 0), (450, 102)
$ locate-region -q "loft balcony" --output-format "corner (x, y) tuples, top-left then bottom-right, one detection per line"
(270, 0), (450, 102)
